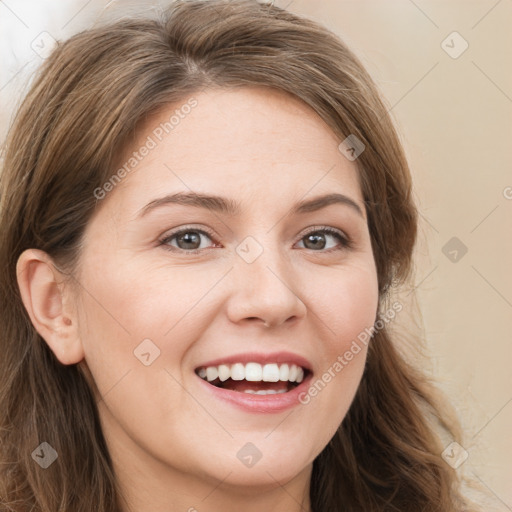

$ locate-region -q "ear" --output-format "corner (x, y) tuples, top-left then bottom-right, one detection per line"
(16, 249), (84, 365)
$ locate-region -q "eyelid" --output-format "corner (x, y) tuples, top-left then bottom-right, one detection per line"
(164, 225), (217, 239)
(300, 225), (347, 238)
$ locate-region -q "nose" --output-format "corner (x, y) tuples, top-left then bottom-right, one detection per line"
(225, 242), (307, 329)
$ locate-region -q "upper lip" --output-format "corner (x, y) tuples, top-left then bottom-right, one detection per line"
(195, 351), (313, 372)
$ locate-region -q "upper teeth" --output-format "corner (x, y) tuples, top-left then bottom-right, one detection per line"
(197, 363), (305, 384)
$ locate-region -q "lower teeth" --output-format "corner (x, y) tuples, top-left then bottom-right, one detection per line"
(243, 389), (287, 395)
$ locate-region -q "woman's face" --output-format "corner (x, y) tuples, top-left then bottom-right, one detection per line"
(75, 87), (379, 496)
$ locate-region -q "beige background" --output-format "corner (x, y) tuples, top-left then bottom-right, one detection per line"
(1, 0), (510, 509)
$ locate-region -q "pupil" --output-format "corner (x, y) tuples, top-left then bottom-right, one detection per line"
(178, 232), (200, 249)
(305, 233), (325, 250)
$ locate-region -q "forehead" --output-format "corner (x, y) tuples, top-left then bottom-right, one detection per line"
(104, 86), (363, 215)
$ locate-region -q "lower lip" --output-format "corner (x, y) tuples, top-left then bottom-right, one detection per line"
(197, 374), (313, 413)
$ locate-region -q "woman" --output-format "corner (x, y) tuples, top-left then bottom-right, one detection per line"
(0, 1), (477, 510)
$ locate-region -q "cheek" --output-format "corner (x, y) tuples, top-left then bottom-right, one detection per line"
(307, 261), (379, 355)
(83, 249), (223, 334)
(288, 262), (378, 461)
(74, 251), (226, 393)
(305, 261), (378, 391)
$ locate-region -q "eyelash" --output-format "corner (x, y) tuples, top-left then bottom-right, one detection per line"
(158, 225), (353, 254)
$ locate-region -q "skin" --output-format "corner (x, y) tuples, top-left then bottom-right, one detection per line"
(17, 86), (379, 512)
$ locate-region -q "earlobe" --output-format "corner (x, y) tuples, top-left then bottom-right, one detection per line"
(16, 249), (84, 365)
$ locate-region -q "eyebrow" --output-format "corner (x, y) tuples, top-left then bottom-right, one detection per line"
(137, 192), (365, 219)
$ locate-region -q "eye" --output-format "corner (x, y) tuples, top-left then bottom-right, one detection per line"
(159, 227), (217, 252)
(159, 226), (352, 254)
(296, 227), (351, 252)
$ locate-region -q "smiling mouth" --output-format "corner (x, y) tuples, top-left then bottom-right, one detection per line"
(195, 362), (309, 395)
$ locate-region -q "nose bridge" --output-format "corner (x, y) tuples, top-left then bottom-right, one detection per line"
(226, 232), (306, 326)
(236, 231), (288, 286)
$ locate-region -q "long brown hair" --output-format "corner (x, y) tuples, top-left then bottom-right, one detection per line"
(0, 1), (475, 510)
